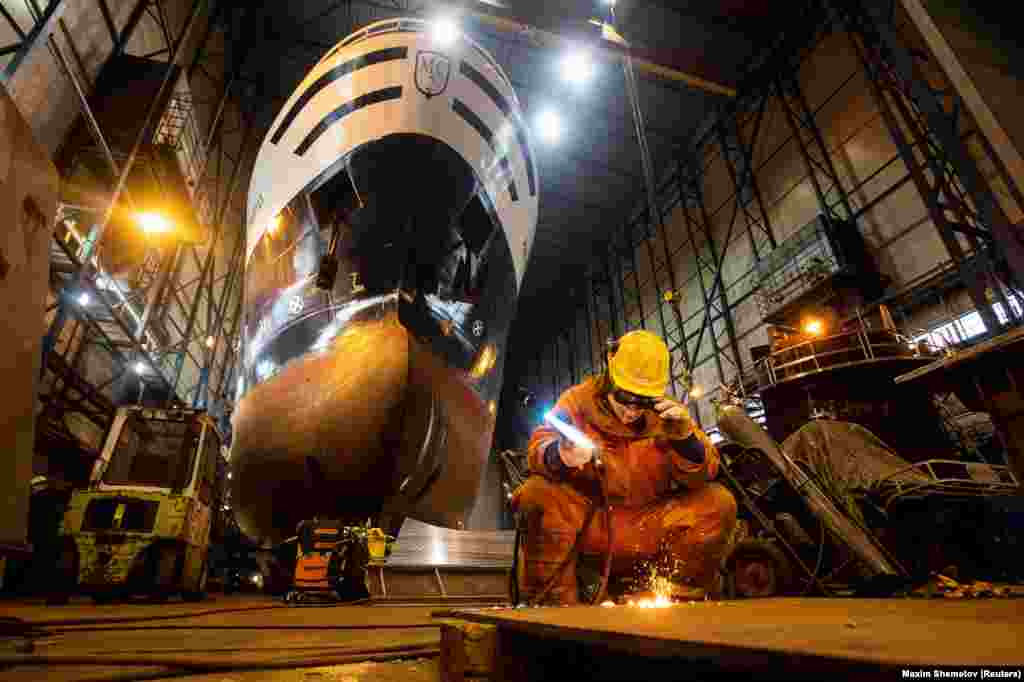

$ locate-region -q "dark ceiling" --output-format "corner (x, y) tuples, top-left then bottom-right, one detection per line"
(226, 0), (779, 328)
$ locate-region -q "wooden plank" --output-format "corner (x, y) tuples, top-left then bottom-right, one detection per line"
(449, 599), (1024, 668)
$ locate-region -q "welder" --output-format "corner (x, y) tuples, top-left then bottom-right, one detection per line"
(511, 330), (737, 605)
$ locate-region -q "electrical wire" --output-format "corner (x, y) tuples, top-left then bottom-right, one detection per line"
(801, 518), (827, 596)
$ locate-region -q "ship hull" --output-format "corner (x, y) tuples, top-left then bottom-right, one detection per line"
(232, 19), (537, 545)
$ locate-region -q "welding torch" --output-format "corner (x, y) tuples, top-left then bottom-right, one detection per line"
(544, 412), (603, 469)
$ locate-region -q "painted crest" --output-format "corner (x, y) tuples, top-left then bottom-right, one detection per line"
(415, 51), (451, 99)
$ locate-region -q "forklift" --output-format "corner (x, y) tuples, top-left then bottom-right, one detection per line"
(48, 405), (225, 604)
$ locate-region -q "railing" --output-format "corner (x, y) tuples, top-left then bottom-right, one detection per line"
(873, 459), (1019, 509)
(756, 327), (940, 387)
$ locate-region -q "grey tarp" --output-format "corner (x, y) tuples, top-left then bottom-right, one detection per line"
(781, 420), (932, 520)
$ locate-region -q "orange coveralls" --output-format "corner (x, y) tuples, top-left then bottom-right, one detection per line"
(511, 378), (737, 604)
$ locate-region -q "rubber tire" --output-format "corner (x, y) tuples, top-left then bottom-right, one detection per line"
(47, 543), (78, 605)
(726, 539), (794, 598)
(182, 562), (208, 602)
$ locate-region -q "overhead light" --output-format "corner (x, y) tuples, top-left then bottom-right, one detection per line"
(803, 318), (824, 336)
(136, 211), (173, 235)
(134, 361), (146, 374)
(78, 292), (90, 306)
(206, 335), (216, 349)
(432, 17), (458, 47)
(561, 51), (593, 84)
(535, 109), (562, 143)
(267, 214), (282, 237)
(227, 472), (233, 480)
(689, 385), (703, 399)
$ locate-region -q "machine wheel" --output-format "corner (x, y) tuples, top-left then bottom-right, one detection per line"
(182, 562), (208, 602)
(726, 539), (793, 598)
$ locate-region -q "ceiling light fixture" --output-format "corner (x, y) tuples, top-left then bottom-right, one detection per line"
(136, 211), (173, 235)
(535, 109), (562, 143)
(432, 17), (458, 47)
(561, 50), (593, 84)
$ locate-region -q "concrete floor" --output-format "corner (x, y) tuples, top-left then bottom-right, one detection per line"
(1, 595), (443, 681)
(4, 593), (1024, 679)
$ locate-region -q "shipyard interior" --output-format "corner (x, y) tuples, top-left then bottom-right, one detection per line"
(1, 0), (1023, 680)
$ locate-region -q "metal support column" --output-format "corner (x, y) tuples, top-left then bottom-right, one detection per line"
(775, 71), (856, 224)
(626, 218), (646, 330)
(678, 157), (744, 386)
(832, 0), (1017, 331)
(582, 278), (595, 373)
(716, 111), (777, 261)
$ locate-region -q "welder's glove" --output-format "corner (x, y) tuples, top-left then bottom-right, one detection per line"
(655, 398), (696, 439)
(557, 439), (594, 469)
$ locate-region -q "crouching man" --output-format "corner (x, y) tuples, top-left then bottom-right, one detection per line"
(512, 330), (737, 604)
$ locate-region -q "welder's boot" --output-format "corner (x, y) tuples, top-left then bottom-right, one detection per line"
(519, 527), (579, 606)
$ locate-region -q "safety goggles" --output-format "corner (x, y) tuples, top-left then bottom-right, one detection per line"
(611, 389), (658, 410)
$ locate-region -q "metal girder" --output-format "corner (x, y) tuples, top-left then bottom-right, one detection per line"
(775, 69), (856, 225)
(677, 158), (743, 387)
(830, 0), (1019, 331)
(716, 105), (776, 262)
(95, 0), (118, 47)
(1, 0), (62, 80)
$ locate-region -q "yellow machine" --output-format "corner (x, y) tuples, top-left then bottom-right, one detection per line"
(49, 406), (224, 604)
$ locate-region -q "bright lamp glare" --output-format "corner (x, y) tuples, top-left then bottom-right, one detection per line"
(535, 109), (562, 143)
(267, 214), (282, 237)
(689, 385), (703, 399)
(78, 292), (90, 306)
(136, 212), (172, 234)
(562, 51), (593, 84)
(206, 335), (216, 349)
(134, 361), (146, 374)
(432, 17), (458, 46)
(803, 318), (824, 336)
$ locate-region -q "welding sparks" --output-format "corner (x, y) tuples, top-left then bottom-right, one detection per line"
(634, 595), (674, 608)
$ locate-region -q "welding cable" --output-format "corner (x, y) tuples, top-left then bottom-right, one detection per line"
(593, 464), (613, 605)
(0, 645), (440, 673)
(45, 622), (441, 633)
(23, 602), (292, 628)
(531, 496), (600, 605)
(531, 457), (615, 606)
(509, 519), (522, 605)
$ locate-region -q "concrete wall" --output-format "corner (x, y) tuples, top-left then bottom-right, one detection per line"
(0, 80), (60, 547)
(511, 5), (1024, 442)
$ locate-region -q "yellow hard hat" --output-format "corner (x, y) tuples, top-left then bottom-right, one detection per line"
(608, 330), (670, 397)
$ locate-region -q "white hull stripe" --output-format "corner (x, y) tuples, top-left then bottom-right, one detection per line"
(451, 98), (518, 202)
(295, 86), (404, 156)
(271, 46), (409, 146)
(458, 60), (536, 196)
